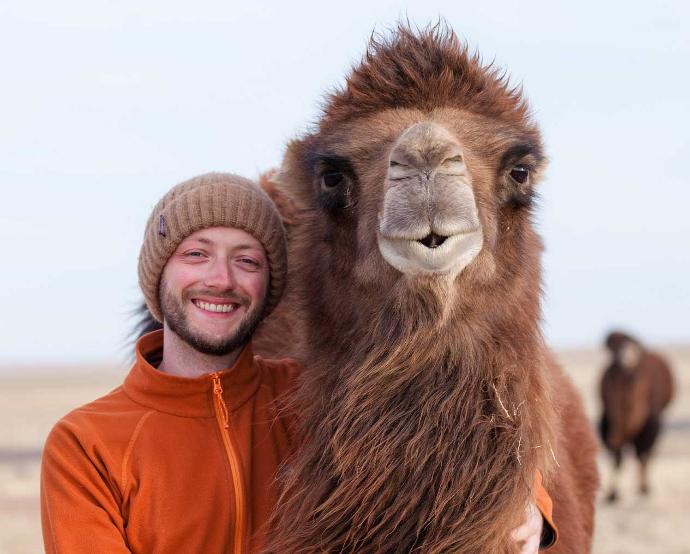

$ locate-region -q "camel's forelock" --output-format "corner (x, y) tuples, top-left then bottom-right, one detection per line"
(323, 23), (530, 127)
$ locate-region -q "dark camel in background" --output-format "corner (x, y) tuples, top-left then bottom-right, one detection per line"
(600, 331), (674, 502)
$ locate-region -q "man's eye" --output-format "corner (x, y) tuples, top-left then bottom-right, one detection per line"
(185, 251), (204, 258)
(239, 258), (259, 266)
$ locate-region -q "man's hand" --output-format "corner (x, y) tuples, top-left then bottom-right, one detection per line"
(510, 502), (543, 553)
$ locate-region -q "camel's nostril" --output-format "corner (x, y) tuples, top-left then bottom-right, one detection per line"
(419, 233), (448, 248)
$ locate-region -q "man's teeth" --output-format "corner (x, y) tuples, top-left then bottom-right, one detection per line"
(194, 300), (237, 313)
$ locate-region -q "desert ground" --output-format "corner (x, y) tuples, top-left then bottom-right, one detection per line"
(1, 345), (688, 553)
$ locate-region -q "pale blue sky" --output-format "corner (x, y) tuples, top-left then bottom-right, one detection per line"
(1, 0), (688, 365)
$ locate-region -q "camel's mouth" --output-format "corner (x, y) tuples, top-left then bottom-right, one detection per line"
(376, 121), (485, 278)
(378, 228), (483, 277)
(418, 232), (448, 249)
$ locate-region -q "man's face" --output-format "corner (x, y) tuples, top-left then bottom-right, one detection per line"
(159, 226), (269, 356)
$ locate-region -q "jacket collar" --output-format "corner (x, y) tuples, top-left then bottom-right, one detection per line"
(123, 330), (261, 418)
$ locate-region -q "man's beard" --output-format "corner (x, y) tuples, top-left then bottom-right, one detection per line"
(159, 282), (266, 356)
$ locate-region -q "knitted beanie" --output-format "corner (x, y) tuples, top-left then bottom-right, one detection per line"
(138, 172), (287, 323)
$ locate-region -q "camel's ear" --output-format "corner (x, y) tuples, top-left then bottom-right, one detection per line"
(272, 139), (316, 210)
(259, 169), (301, 227)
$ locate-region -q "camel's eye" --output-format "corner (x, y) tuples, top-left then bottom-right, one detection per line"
(509, 165), (530, 185)
(321, 171), (345, 190)
(314, 155), (355, 212)
(317, 169), (353, 211)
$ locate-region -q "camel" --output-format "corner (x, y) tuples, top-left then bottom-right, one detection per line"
(257, 25), (598, 554)
(135, 24), (598, 553)
(599, 331), (674, 502)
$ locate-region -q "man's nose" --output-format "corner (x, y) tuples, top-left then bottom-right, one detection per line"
(203, 259), (236, 290)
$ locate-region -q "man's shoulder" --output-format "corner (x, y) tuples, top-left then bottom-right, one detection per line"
(45, 384), (150, 455)
(55, 384), (138, 423)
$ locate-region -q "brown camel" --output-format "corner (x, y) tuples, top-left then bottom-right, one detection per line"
(599, 330), (674, 502)
(255, 24), (598, 554)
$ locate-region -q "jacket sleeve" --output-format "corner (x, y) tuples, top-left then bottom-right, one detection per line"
(534, 470), (558, 550)
(41, 419), (132, 554)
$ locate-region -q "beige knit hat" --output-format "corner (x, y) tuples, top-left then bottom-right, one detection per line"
(138, 172), (287, 322)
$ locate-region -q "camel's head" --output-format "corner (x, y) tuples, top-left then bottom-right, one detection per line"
(279, 25), (546, 335)
(606, 330), (644, 369)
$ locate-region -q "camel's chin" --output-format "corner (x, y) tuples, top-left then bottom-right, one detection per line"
(377, 230), (483, 277)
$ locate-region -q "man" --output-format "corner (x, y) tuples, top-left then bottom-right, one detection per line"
(41, 173), (556, 552)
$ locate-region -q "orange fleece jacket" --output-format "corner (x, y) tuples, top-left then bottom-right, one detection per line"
(41, 331), (300, 553)
(41, 330), (557, 553)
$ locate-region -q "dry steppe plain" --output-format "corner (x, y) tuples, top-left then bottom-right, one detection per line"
(1, 346), (689, 553)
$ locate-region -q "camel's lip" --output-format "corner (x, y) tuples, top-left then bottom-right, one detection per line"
(377, 221), (480, 243)
(377, 229), (483, 276)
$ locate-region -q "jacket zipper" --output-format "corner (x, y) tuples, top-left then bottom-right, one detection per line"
(212, 373), (246, 554)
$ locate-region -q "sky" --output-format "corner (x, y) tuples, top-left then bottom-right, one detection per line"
(1, 0), (688, 366)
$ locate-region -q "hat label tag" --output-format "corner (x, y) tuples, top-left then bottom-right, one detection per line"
(159, 215), (167, 237)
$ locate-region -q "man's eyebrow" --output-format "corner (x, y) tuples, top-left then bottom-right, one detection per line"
(233, 244), (264, 252)
(177, 236), (213, 248)
(191, 237), (212, 245)
(180, 237), (263, 252)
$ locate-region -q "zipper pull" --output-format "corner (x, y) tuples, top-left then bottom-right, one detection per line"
(211, 373), (230, 429)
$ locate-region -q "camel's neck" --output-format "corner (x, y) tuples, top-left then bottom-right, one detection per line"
(279, 285), (555, 553)
(305, 277), (544, 383)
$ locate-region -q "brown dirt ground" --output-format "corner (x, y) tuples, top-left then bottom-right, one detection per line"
(1, 346), (688, 553)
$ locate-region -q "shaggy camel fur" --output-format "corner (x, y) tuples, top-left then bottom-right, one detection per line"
(256, 25), (598, 554)
(600, 331), (674, 502)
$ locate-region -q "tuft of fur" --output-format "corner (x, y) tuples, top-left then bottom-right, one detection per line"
(322, 23), (530, 128)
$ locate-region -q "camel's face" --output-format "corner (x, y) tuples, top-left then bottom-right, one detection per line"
(286, 106), (544, 295)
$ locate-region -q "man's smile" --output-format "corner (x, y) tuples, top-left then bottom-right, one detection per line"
(192, 298), (241, 315)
